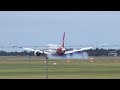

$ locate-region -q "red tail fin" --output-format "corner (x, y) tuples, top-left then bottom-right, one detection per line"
(61, 32), (65, 48)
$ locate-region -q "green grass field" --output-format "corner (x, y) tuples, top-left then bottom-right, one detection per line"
(0, 56), (120, 79)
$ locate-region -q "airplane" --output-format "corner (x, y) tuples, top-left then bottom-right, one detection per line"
(13, 32), (107, 58)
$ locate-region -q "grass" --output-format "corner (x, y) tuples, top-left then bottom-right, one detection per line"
(0, 57), (120, 79)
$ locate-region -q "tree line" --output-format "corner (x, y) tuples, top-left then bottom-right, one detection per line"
(0, 48), (119, 56)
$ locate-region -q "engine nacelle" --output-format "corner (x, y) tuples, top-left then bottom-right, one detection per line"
(34, 51), (42, 56)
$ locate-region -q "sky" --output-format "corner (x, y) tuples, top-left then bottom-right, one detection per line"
(0, 11), (120, 51)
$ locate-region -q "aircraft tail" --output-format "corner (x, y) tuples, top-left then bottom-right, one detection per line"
(61, 32), (65, 48)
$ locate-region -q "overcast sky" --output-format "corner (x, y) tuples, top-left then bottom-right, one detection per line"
(0, 11), (120, 51)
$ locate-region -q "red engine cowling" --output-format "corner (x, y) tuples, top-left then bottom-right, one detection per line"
(56, 47), (65, 56)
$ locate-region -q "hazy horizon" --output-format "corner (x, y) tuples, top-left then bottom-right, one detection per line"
(0, 11), (120, 51)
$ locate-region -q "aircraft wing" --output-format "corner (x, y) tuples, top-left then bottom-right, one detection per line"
(64, 43), (108, 55)
(12, 46), (50, 54)
(65, 47), (93, 54)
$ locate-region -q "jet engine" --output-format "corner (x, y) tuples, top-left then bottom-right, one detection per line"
(34, 51), (42, 56)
